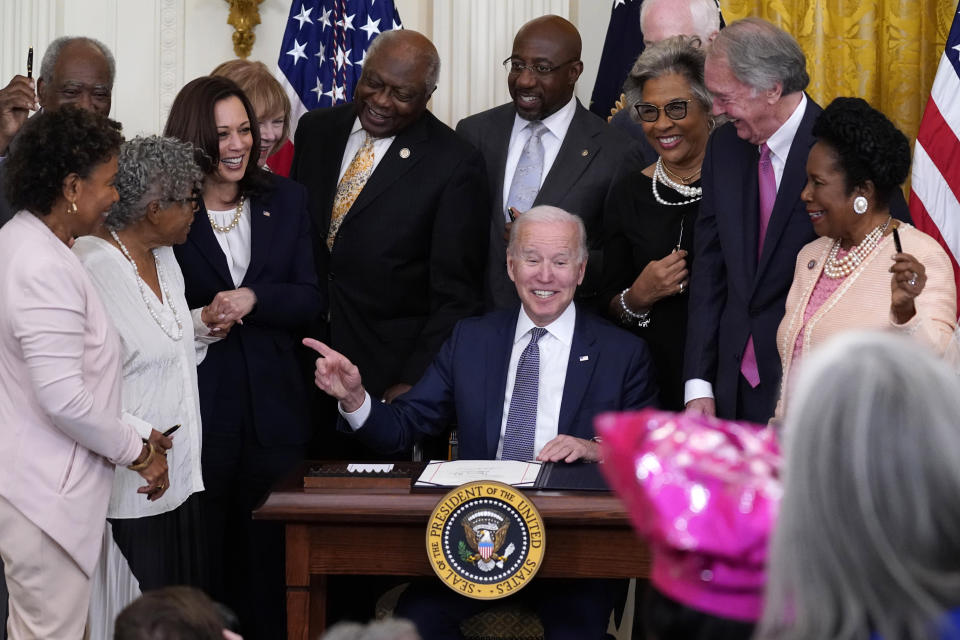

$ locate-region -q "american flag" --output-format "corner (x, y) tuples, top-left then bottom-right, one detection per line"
(277, 0), (402, 135)
(909, 1), (960, 313)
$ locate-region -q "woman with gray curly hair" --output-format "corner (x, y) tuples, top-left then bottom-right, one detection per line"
(601, 35), (714, 411)
(73, 135), (227, 638)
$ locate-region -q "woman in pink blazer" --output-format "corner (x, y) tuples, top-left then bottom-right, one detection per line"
(775, 98), (956, 419)
(0, 107), (169, 639)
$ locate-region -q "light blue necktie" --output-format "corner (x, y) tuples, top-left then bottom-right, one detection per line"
(505, 121), (548, 220)
(501, 328), (547, 461)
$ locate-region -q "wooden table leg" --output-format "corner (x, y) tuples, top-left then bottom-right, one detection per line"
(286, 524), (310, 640)
(309, 574), (328, 635)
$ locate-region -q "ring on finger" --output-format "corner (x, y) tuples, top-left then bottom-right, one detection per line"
(908, 271), (919, 287)
(678, 282), (685, 294)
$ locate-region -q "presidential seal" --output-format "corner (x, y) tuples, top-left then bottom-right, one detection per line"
(426, 481), (546, 600)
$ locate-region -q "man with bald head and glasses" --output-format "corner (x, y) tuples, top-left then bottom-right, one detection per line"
(457, 14), (640, 312)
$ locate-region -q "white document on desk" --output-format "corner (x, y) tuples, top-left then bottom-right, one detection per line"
(415, 460), (542, 488)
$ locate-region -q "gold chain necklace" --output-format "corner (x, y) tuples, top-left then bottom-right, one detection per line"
(207, 195), (245, 233)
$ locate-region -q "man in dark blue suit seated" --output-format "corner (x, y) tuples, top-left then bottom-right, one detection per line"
(304, 205), (658, 639)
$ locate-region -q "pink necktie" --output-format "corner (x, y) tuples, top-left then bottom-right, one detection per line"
(741, 144), (776, 388)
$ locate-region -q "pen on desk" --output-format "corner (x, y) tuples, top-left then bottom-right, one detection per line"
(892, 225), (903, 254)
(163, 424), (181, 437)
(27, 47), (33, 79)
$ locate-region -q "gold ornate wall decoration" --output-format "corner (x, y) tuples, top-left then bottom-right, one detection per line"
(225, 0), (264, 59)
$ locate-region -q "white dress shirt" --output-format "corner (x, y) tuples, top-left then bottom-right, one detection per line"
(684, 93), (809, 405)
(338, 117), (396, 182)
(341, 304), (576, 460)
(501, 96), (578, 219)
(207, 198), (251, 287)
(73, 236), (207, 519)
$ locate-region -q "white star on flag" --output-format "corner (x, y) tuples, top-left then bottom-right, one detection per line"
(319, 7), (332, 30)
(338, 13), (356, 31)
(613, 0), (625, 7)
(334, 47), (353, 70)
(293, 4), (313, 29)
(333, 84), (347, 101)
(315, 42), (326, 64)
(286, 39), (308, 64)
(356, 48), (368, 67)
(360, 15), (381, 40)
(392, 18), (402, 30)
(310, 77), (325, 98)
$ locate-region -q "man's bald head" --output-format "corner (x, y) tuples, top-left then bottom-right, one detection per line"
(640, 0), (720, 46)
(507, 15), (583, 121)
(37, 37), (114, 115)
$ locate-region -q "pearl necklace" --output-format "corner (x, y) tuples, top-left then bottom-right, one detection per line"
(110, 230), (183, 341)
(823, 217), (891, 279)
(652, 157), (703, 206)
(207, 195), (245, 233)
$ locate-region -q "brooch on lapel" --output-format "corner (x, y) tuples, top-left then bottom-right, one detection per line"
(399, 147), (411, 159)
(807, 259), (816, 269)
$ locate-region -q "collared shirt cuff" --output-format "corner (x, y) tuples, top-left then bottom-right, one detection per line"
(684, 379), (715, 404)
(339, 391), (372, 430)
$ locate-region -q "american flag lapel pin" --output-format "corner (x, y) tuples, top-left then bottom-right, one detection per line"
(399, 147), (411, 159)
(263, 211), (271, 217)
(579, 355), (589, 362)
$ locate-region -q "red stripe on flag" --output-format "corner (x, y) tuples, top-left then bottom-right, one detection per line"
(909, 192), (960, 313)
(915, 97), (960, 206)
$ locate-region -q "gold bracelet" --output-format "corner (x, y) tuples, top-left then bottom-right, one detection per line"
(127, 442), (156, 471)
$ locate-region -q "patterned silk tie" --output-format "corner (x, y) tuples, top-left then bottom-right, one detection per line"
(328, 133), (375, 249)
(501, 328), (547, 461)
(505, 121), (548, 220)
(741, 144), (777, 388)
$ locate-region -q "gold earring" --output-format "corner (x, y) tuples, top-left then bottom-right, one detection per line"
(68, 201), (78, 215)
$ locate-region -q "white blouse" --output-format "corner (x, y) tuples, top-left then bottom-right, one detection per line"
(73, 236), (209, 519)
(207, 199), (251, 287)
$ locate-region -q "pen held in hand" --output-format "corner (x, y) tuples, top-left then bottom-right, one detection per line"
(163, 424), (181, 437)
(892, 225), (903, 254)
(27, 47), (33, 79)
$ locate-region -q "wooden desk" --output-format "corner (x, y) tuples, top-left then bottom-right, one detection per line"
(254, 465), (651, 640)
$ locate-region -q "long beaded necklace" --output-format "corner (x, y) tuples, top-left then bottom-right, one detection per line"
(110, 230), (183, 341)
(207, 195), (245, 233)
(823, 217), (892, 279)
(652, 157), (703, 206)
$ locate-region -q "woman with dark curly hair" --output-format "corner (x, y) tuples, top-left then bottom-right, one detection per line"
(164, 76), (322, 638)
(73, 136), (228, 638)
(774, 98), (956, 418)
(0, 107), (169, 637)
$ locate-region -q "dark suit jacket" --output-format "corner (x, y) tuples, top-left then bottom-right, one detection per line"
(683, 96), (914, 421)
(291, 104), (488, 397)
(456, 100), (640, 309)
(174, 173), (323, 446)
(350, 305), (659, 458)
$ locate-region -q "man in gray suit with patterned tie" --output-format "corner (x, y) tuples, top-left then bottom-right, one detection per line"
(457, 15), (640, 310)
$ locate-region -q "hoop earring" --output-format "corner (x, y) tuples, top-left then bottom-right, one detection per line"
(68, 201), (78, 215)
(853, 196), (868, 215)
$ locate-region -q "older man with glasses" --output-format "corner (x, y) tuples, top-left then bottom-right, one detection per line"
(457, 14), (642, 312)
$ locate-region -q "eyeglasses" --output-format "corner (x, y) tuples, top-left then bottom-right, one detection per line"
(167, 194), (201, 212)
(502, 57), (580, 76)
(634, 99), (692, 123)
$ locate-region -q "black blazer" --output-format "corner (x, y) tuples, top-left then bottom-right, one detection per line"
(456, 100), (640, 309)
(291, 104), (489, 397)
(174, 173), (323, 446)
(351, 305), (659, 458)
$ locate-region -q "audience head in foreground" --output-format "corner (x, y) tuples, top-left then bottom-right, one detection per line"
(761, 331), (960, 640)
(114, 586), (237, 640)
(321, 618), (421, 640)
